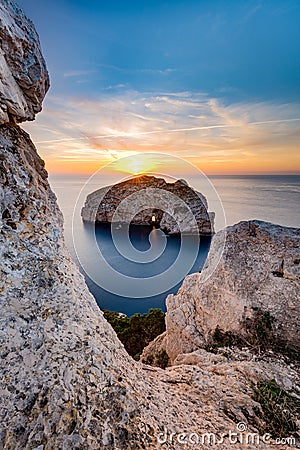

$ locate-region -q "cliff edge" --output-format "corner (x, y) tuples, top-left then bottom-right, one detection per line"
(0, 0), (49, 124)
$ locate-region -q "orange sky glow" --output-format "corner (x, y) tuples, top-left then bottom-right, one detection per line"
(23, 93), (300, 176)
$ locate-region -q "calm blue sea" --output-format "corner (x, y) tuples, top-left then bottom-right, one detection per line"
(49, 174), (300, 316)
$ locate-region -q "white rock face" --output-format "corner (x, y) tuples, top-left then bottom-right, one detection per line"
(146, 221), (300, 364)
(0, 2), (299, 448)
(0, 0), (49, 123)
(81, 175), (215, 235)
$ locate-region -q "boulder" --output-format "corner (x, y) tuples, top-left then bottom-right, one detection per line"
(145, 220), (300, 364)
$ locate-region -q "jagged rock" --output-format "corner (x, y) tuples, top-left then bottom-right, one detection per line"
(0, 0), (49, 124)
(144, 220), (300, 364)
(0, 2), (299, 448)
(81, 175), (215, 235)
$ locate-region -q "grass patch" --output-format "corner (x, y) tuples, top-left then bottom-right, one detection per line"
(253, 379), (300, 439)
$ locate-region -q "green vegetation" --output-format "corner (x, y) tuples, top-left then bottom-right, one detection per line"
(244, 309), (275, 351)
(103, 308), (166, 361)
(253, 379), (300, 438)
(206, 309), (299, 361)
(206, 309), (276, 354)
(205, 326), (241, 353)
(144, 349), (170, 369)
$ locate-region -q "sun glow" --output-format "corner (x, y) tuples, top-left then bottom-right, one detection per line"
(110, 154), (160, 175)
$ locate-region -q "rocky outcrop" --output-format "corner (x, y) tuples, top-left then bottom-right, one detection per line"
(1, 2), (299, 448)
(81, 175), (215, 235)
(0, 0), (49, 124)
(142, 220), (300, 364)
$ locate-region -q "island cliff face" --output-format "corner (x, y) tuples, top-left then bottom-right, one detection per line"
(81, 175), (215, 235)
(0, 2), (299, 449)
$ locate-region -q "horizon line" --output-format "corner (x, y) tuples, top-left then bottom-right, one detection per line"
(48, 171), (300, 177)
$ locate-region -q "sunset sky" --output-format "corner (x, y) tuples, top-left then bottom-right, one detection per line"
(18, 0), (300, 175)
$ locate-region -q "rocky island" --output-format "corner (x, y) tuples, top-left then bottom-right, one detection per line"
(81, 175), (215, 235)
(0, 1), (299, 449)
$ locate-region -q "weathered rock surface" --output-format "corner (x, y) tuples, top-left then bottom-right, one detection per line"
(0, 0), (49, 124)
(81, 175), (215, 235)
(1, 1), (299, 449)
(142, 220), (300, 364)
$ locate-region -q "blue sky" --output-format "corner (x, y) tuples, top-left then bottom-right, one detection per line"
(17, 0), (300, 174)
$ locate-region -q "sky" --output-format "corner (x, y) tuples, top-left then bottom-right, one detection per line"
(18, 0), (300, 175)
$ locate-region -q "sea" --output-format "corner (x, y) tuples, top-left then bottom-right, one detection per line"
(49, 174), (300, 316)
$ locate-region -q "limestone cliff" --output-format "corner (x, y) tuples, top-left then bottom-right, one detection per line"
(142, 220), (300, 364)
(81, 175), (215, 235)
(0, 0), (49, 124)
(0, 2), (299, 449)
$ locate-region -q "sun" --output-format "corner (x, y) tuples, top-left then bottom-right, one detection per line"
(111, 154), (159, 175)
(130, 161), (148, 175)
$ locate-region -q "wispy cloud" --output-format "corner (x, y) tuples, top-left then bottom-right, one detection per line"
(97, 63), (180, 77)
(104, 83), (128, 90)
(23, 91), (300, 174)
(242, 3), (262, 22)
(63, 70), (96, 78)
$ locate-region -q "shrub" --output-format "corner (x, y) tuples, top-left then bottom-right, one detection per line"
(155, 350), (169, 369)
(206, 309), (276, 354)
(205, 326), (241, 353)
(144, 349), (170, 369)
(244, 309), (275, 351)
(103, 308), (166, 361)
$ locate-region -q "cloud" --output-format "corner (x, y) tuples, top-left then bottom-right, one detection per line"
(63, 70), (96, 78)
(242, 3), (262, 22)
(138, 68), (180, 75)
(22, 91), (300, 173)
(104, 84), (128, 90)
(97, 63), (180, 77)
